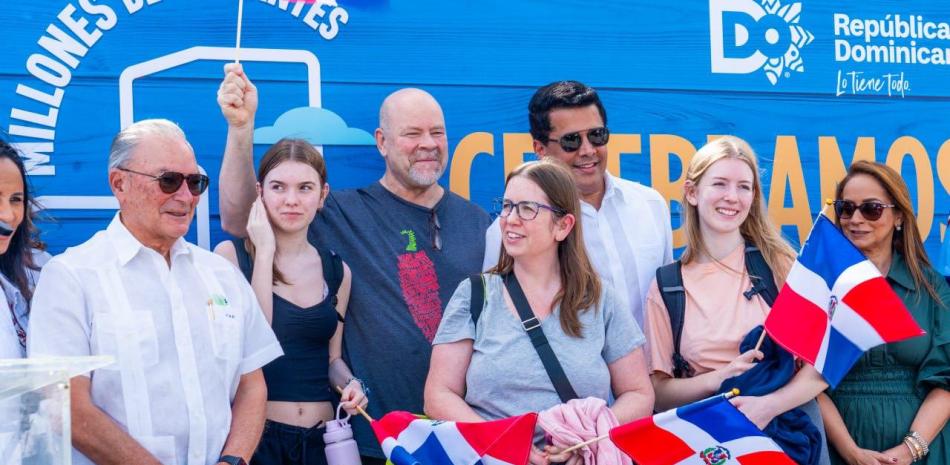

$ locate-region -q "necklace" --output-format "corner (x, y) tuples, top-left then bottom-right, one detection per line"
(7, 298), (25, 349)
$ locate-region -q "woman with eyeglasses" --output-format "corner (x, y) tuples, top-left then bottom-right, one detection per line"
(644, 136), (830, 465)
(0, 139), (50, 359)
(425, 160), (654, 465)
(818, 160), (949, 465)
(214, 139), (367, 465)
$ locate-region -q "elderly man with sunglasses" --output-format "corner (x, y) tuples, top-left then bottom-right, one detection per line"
(484, 81), (673, 331)
(28, 119), (282, 465)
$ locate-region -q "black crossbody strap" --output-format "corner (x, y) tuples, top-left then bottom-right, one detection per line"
(469, 274), (486, 325)
(503, 272), (578, 402)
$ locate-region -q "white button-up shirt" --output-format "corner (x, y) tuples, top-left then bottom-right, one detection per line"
(28, 214), (282, 465)
(484, 173), (673, 329)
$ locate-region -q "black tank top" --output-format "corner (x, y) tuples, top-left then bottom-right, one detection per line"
(231, 239), (343, 402)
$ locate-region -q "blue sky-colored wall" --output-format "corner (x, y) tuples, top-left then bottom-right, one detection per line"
(2, 0), (948, 257)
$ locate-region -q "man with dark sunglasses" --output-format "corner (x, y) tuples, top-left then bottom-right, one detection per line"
(29, 119), (282, 465)
(216, 64), (491, 464)
(484, 81), (673, 330)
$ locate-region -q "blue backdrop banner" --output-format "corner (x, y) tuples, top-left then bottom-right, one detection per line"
(2, 0), (948, 257)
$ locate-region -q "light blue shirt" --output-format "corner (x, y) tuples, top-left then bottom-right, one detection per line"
(0, 249), (50, 359)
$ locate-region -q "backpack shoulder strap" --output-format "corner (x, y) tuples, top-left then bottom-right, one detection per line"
(469, 274), (486, 325)
(655, 260), (693, 378)
(318, 248), (345, 321)
(744, 245), (779, 307)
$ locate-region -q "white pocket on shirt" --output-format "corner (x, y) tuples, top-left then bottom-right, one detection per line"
(136, 434), (178, 465)
(93, 311), (160, 369)
(208, 306), (242, 361)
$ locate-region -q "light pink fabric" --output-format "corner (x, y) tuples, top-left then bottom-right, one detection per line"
(537, 397), (632, 465)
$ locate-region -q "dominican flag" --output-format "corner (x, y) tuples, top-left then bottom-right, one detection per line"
(764, 213), (924, 387)
(610, 395), (795, 465)
(371, 411), (537, 465)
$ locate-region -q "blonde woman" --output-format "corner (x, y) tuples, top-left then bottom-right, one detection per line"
(820, 161), (949, 465)
(645, 136), (829, 464)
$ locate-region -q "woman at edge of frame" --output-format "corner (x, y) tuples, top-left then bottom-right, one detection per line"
(0, 138), (50, 360)
(819, 160), (950, 465)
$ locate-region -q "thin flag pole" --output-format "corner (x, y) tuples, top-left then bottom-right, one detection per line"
(335, 385), (375, 423)
(752, 329), (768, 353)
(559, 434), (610, 454)
(753, 200), (834, 353)
(559, 389), (741, 454)
(235, 0), (244, 63)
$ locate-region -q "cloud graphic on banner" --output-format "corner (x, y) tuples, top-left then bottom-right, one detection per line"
(254, 107), (376, 145)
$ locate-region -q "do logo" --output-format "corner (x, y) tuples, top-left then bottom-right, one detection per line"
(709, 0), (814, 85)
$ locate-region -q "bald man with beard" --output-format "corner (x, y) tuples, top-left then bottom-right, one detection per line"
(216, 65), (491, 464)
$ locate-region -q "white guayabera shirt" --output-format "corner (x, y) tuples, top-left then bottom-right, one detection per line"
(484, 172), (674, 330)
(28, 214), (282, 465)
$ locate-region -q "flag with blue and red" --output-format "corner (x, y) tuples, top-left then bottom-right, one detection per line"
(371, 411), (537, 465)
(764, 213), (924, 387)
(609, 395), (795, 465)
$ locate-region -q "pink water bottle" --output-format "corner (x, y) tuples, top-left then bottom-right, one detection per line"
(324, 405), (362, 465)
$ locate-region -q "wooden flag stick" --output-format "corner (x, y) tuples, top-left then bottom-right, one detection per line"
(559, 434), (609, 454)
(753, 329), (768, 352)
(235, 0), (244, 63)
(335, 385), (374, 423)
(558, 389), (742, 454)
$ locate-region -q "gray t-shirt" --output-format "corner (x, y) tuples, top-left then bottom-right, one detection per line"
(433, 274), (644, 421)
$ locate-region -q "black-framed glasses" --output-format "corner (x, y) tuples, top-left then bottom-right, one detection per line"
(495, 199), (566, 221)
(546, 127), (610, 152)
(429, 209), (442, 251)
(833, 200), (895, 221)
(118, 167), (209, 196)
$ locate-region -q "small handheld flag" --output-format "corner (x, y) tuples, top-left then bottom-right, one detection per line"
(764, 213), (924, 387)
(371, 411), (537, 465)
(609, 395), (795, 465)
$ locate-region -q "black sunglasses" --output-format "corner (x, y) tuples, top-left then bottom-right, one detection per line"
(546, 127), (610, 152)
(119, 167), (210, 195)
(833, 200), (895, 221)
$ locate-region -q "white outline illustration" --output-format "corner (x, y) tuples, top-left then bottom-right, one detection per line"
(42, 47), (322, 249)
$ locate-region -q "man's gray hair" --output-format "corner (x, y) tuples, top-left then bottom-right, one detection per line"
(108, 119), (192, 170)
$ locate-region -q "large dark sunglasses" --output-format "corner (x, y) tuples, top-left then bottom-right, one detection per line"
(119, 167), (210, 195)
(546, 127), (610, 152)
(495, 198), (566, 221)
(833, 200), (895, 221)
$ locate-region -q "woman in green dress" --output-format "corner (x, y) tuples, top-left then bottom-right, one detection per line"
(818, 160), (950, 465)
